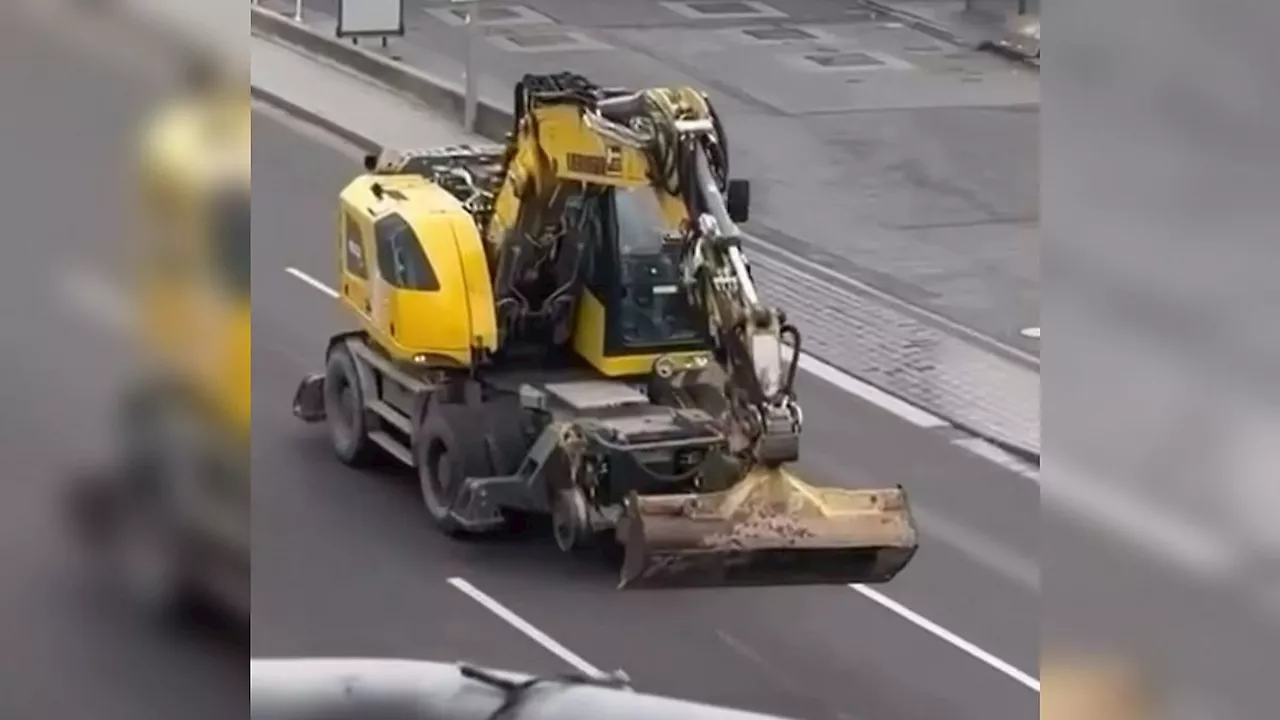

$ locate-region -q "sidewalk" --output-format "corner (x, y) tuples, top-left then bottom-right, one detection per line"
(861, 0), (1038, 65)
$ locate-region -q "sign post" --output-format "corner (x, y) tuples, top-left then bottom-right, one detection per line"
(336, 0), (406, 46)
(453, 0), (481, 132)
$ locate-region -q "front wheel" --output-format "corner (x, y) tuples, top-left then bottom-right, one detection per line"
(323, 344), (380, 466)
(112, 493), (206, 624)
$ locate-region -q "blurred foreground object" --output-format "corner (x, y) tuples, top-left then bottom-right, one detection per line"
(252, 658), (800, 720)
(1042, 654), (1153, 720)
(289, 72), (917, 589)
(64, 61), (250, 626)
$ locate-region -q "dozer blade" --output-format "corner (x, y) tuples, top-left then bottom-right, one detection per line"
(618, 465), (918, 589)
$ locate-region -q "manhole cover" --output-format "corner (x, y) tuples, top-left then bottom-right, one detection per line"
(805, 52), (885, 68)
(450, 6), (519, 21)
(743, 26), (816, 41)
(689, 1), (761, 14)
(504, 33), (574, 48)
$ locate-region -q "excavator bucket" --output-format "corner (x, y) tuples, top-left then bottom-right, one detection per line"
(618, 465), (918, 589)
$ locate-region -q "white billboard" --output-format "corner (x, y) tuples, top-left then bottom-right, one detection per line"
(336, 0), (405, 39)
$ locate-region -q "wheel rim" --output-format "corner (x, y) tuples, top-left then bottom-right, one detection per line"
(551, 492), (577, 552)
(421, 446), (454, 517)
(116, 508), (181, 609)
(325, 372), (357, 447)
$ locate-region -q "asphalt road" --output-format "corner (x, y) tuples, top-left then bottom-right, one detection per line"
(250, 106), (1039, 720)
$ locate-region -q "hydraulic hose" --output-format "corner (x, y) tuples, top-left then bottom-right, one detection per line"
(779, 323), (802, 398)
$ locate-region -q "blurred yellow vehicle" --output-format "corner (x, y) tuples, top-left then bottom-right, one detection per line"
(65, 65), (249, 626)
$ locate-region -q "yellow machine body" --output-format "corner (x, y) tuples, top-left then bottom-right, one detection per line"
(336, 175), (499, 368)
(314, 75), (918, 590)
(135, 85), (250, 437)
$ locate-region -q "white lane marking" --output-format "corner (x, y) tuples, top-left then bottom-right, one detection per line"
(1020, 326), (1040, 339)
(57, 267), (135, 333)
(286, 266), (340, 298)
(1044, 459), (1235, 580)
(849, 584), (1040, 692)
(783, 346), (948, 428)
(447, 577), (607, 677)
(950, 437), (1039, 482)
(912, 503), (1040, 592)
(286, 266), (1032, 688)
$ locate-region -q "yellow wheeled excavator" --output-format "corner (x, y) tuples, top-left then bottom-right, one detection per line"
(65, 63), (250, 624)
(292, 72), (918, 588)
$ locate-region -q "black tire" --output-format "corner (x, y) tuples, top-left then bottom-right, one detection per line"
(416, 400), (504, 537)
(323, 343), (380, 466)
(111, 394), (216, 627)
(113, 490), (211, 627)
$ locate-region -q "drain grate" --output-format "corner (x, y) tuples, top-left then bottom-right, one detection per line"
(449, 6), (519, 21)
(805, 52), (885, 68)
(504, 33), (574, 48)
(661, 0), (786, 20)
(427, 4), (554, 27)
(689, 0), (758, 13)
(487, 31), (612, 52)
(743, 26), (817, 41)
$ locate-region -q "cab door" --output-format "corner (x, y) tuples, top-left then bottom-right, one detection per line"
(369, 209), (402, 342)
(338, 209), (373, 321)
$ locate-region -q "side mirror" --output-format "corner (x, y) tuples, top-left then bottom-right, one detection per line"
(363, 153), (378, 172)
(726, 179), (750, 224)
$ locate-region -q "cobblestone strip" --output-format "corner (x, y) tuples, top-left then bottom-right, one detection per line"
(751, 251), (1041, 456)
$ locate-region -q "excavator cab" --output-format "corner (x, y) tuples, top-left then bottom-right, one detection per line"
(571, 186), (711, 376)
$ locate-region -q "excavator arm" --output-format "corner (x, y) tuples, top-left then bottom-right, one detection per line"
(678, 133), (803, 467)
(484, 73), (804, 466)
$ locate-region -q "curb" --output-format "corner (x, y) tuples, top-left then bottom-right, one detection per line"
(859, 0), (1039, 70)
(251, 8), (515, 142)
(251, 84), (378, 152)
(860, 0), (969, 46)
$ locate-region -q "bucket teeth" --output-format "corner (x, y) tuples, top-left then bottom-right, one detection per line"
(618, 465), (918, 589)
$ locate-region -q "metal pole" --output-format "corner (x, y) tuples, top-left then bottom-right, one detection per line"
(463, 0), (480, 132)
(293, 0), (303, 22)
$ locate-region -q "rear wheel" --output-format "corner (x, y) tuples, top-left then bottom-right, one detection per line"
(323, 343), (379, 466)
(113, 490), (207, 624)
(112, 394), (217, 626)
(416, 401), (505, 537)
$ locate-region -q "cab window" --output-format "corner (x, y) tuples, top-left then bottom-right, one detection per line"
(343, 214), (368, 279)
(373, 213), (439, 291)
(608, 188), (702, 347)
(141, 180), (196, 279)
(211, 188), (249, 296)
